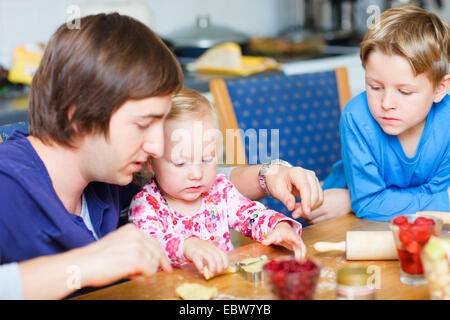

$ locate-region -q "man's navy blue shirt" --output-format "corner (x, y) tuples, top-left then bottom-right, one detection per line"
(0, 131), (140, 264)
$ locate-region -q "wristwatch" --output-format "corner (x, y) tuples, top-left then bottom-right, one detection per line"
(258, 159), (293, 197)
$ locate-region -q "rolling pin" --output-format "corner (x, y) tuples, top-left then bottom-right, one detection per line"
(313, 231), (398, 260)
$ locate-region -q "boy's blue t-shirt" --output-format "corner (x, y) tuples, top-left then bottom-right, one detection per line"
(326, 92), (450, 221)
(0, 131), (140, 264)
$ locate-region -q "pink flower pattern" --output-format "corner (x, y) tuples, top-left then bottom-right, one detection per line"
(129, 174), (302, 265)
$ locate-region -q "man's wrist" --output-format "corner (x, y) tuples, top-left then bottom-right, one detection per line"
(258, 159), (293, 197)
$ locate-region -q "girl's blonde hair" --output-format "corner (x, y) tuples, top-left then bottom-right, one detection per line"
(133, 88), (220, 186)
(169, 88), (219, 126)
(360, 5), (449, 88)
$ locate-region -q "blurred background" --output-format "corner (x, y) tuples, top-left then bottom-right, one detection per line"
(0, 0), (448, 125)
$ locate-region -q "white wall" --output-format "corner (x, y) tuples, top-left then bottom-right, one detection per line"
(0, 0), (297, 68)
(0, 0), (449, 68)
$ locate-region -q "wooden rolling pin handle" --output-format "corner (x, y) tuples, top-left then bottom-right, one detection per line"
(313, 241), (346, 253)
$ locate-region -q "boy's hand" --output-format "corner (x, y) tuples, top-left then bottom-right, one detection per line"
(183, 237), (229, 277)
(303, 188), (352, 224)
(262, 222), (306, 261)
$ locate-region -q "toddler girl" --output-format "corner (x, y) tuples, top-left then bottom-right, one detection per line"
(129, 88), (305, 277)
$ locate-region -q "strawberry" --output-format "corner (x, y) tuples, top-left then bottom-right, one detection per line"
(405, 241), (421, 254)
(265, 259), (320, 299)
(402, 261), (423, 274)
(400, 222), (413, 232)
(397, 249), (412, 264)
(414, 216), (435, 226)
(399, 230), (413, 245)
(412, 225), (432, 244)
(411, 252), (422, 264)
(393, 215), (408, 225)
(397, 249), (424, 275)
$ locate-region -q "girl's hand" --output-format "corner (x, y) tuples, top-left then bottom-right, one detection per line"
(262, 222), (306, 261)
(183, 237), (229, 277)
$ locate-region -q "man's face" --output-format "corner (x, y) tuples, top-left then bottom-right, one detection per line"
(77, 95), (172, 185)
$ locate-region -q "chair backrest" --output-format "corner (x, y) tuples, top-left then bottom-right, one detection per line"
(210, 67), (351, 218)
(0, 121), (29, 143)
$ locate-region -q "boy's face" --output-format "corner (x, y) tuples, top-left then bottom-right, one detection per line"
(77, 95), (172, 186)
(365, 50), (439, 139)
(150, 117), (219, 205)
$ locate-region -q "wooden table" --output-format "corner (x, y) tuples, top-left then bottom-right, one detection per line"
(74, 214), (448, 300)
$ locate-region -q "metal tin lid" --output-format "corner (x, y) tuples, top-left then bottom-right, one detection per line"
(167, 15), (249, 48)
(337, 265), (371, 286)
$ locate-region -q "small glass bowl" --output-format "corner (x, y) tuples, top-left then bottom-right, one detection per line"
(389, 214), (443, 285)
(263, 257), (321, 300)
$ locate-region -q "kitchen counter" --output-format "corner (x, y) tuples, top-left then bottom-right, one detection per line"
(0, 50), (364, 126)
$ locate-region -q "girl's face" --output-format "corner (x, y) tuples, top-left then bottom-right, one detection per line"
(150, 116), (219, 205)
(365, 50), (443, 140)
(77, 95), (172, 186)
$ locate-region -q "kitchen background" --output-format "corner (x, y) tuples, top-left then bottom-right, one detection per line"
(0, 0), (448, 125)
(1, 0), (448, 69)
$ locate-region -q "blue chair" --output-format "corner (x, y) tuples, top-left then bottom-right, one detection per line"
(209, 68), (351, 222)
(0, 121), (29, 143)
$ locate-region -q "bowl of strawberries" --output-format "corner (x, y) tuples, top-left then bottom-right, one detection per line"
(263, 258), (321, 300)
(390, 214), (443, 285)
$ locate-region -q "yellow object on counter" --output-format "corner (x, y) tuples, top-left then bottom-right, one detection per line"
(7, 44), (44, 85)
(189, 42), (280, 76)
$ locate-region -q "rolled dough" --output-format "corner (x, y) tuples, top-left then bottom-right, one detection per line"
(175, 283), (218, 300)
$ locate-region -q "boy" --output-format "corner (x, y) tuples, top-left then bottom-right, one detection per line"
(319, 5), (450, 222)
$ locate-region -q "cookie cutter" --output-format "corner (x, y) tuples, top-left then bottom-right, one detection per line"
(235, 255), (269, 282)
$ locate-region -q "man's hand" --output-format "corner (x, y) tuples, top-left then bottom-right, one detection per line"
(19, 224), (172, 299)
(78, 224), (172, 287)
(265, 166), (323, 219)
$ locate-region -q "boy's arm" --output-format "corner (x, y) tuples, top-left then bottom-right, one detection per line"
(341, 115), (450, 221)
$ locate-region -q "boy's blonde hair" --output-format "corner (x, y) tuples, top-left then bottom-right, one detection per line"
(360, 5), (449, 88)
(169, 87), (219, 127)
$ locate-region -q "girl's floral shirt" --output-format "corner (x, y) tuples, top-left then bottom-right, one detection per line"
(129, 174), (302, 266)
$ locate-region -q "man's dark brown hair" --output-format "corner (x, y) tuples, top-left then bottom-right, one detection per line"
(29, 13), (183, 147)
